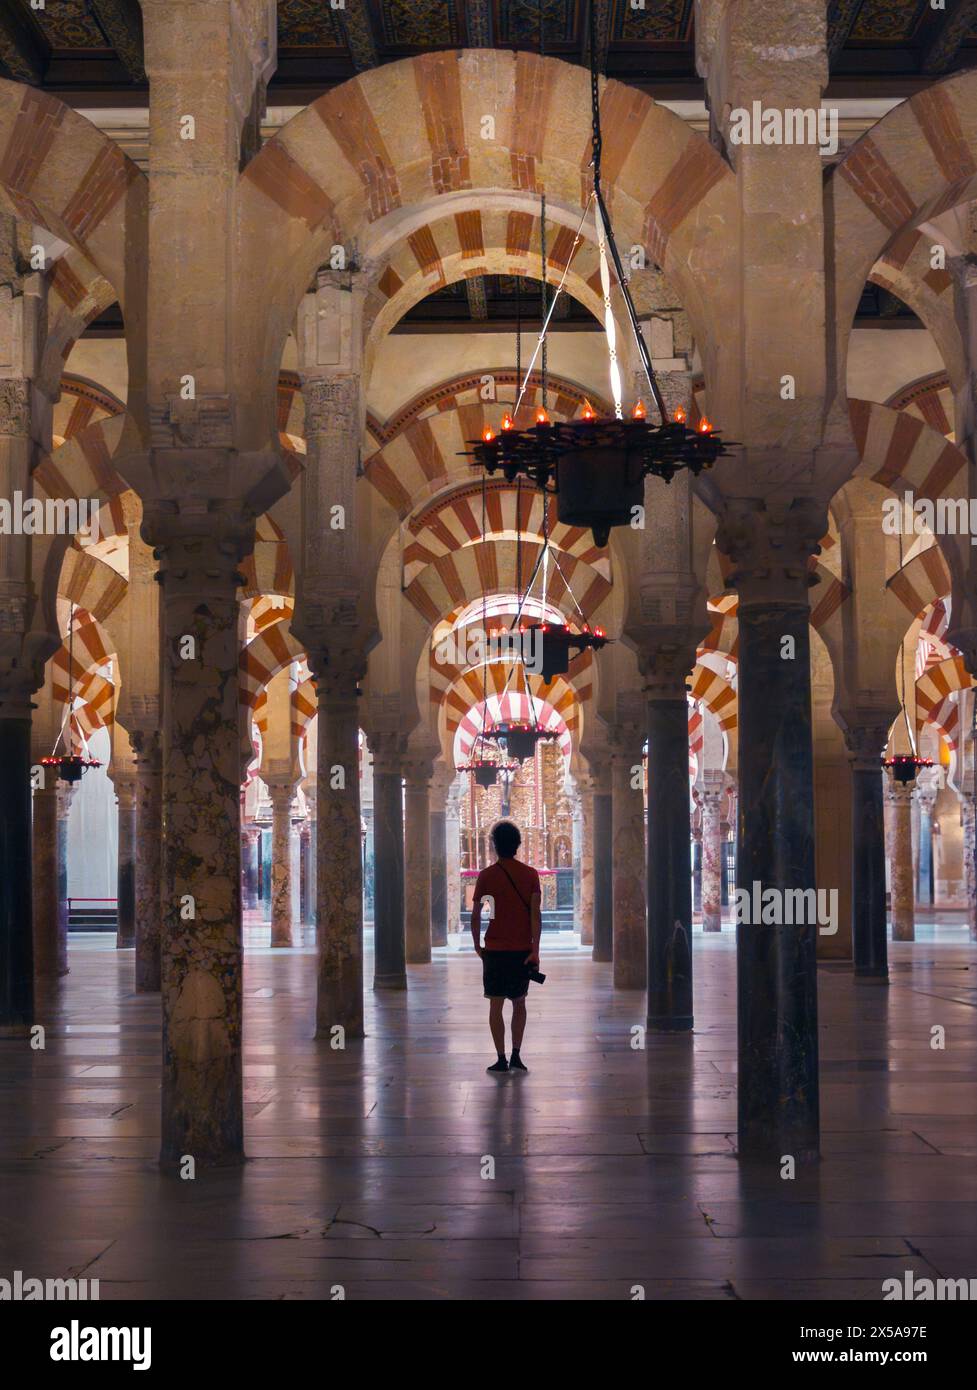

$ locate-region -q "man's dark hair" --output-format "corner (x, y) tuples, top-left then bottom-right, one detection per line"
(491, 820), (521, 859)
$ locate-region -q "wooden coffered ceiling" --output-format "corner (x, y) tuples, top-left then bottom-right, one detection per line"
(1, 1), (976, 104)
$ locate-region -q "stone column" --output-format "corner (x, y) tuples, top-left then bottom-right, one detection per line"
(962, 796), (977, 943)
(579, 784), (595, 946)
(370, 732), (407, 990)
(886, 781), (915, 943)
(429, 765), (450, 949)
(0, 680), (34, 1035)
(132, 731), (162, 993)
(115, 775), (137, 949)
(299, 822), (311, 925)
(700, 781), (724, 934)
(148, 518), (252, 1169)
(445, 780), (462, 935)
(404, 758), (433, 965)
(32, 776), (67, 978)
(610, 729), (646, 989)
(592, 764), (613, 962)
(311, 659), (365, 1038)
(719, 499), (825, 1163)
(267, 783), (294, 947)
(644, 658), (695, 1030)
(242, 824), (260, 911)
(847, 726), (889, 978)
(915, 779), (938, 915)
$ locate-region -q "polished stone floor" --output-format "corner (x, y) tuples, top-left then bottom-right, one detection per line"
(1, 927), (976, 1300)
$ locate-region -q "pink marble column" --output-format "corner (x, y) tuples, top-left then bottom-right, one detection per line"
(611, 732), (646, 990)
(312, 660), (364, 1037)
(268, 783), (294, 947)
(32, 777), (67, 978)
(115, 775), (137, 949)
(700, 786), (724, 933)
(150, 520), (251, 1169)
(886, 781), (915, 942)
(404, 758), (433, 965)
(132, 731), (162, 993)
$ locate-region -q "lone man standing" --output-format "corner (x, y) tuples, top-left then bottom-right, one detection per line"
(471, 820), (542, 1074)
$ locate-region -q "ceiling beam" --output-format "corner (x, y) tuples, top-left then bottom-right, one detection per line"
(0, 4), (46, 86)
(826, 0), (862, 64)
(90, 0), (146, 84)
(922, 0), (977, 75)
(465, 277), (488, 321)
(582, 0), (611, 75)
(335, 4), (378, 72)
(466, 0), (493, 46)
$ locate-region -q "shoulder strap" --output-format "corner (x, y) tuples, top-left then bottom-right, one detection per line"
(497, 859), (533, 920)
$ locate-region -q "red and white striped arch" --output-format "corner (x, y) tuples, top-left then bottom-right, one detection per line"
(405, 481), (611, 588)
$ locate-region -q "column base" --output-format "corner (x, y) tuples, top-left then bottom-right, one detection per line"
(854, 967), (889, 982)
(647, 1014), (694, 1033)
(592, 945), (612, 963)
(373, 973), (407, 990)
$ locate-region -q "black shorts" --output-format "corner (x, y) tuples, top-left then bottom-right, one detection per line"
(483, 950), (530, 1001)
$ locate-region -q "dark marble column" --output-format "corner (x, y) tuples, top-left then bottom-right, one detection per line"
(644, 671), (694, 1031)
(719, 499), (824, 1164)
(846, 727), (889, 980)
(132, 731), (162, 993)
(149, 520), (252, 1168)
(404, 759), (433, 965)
(115, 775), (137, 949)
(592, 775), (613, 963)
(312, 660), (364, 1038)
(32, 777), (67, 978)
(0, 704), (33, 1035)
(370, 732), (407, 990)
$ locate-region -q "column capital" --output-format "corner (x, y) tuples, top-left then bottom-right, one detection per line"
(884, 779), (915, 807)
(369, 730), (407, 776)
(309, 647), (366, 702)
(141, 503), (255, 596)
(716, 496), (828, 608)
(299, 373), (361, 438)
(639, 636), (699, 701)
(403, 753), (436, 788)
(841, 720), (891, 773)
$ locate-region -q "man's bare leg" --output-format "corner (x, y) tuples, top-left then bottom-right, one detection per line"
(511, 997), (527, 1049)
(487, 997), (507, 1071)
(509, 997), (528, 1071)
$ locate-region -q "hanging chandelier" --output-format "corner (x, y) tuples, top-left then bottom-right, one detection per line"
(484, 719), (560, 763)
(45, 604), (102, 784)
(883, 753), (933, 786)
(457, 751), (519, 788)
(461, 2), (732, 549)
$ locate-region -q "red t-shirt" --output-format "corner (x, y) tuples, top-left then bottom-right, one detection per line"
(474, 859), (540, 951)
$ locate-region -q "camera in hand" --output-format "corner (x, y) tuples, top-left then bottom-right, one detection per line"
(527, 966), (546, 984)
